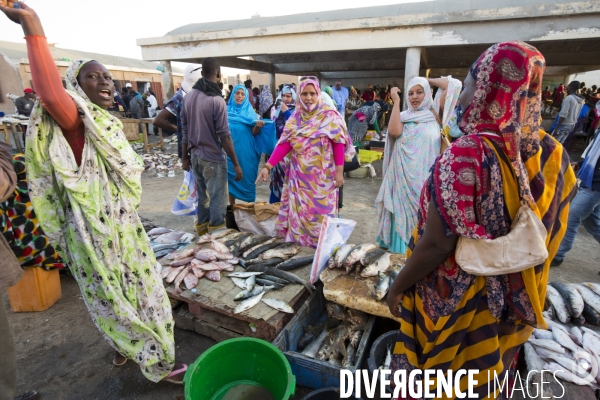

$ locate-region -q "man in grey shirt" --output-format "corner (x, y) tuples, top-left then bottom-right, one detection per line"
(181, 57), (242, 235)
(553, 81), (584, 144)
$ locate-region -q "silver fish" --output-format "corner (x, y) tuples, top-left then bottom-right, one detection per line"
(361, 248), (387, 266)
(260, 243), (299, 260)
(154, 249), (174, 258)
(581, 327), (600, 340)
(528, 338), (566, 354)
(316, 344), (331, 361)
(543, 362), (595, 385)
(211, 229), (237, 240)
(179, 233), (195, 243)
(534, 344), (567, 359)
(343, 244), (377, 272)
(155, 231), (185, 244)
(152, 243), (179, 252)
(547, 355), (591, 378)
(533, 328), (554, 340)
(573, 284), (600, 315)
(375, 272), (391, 301)
(247, 275), (256, 292)
(261, 298), (294, 313)
(184, 272), (198, 290)
(550, 282), (585, 318)
(545, 285), (571, 323)
(546, 319), (570, 333)
(243, 238), (278, 259)
(382, 344), (392, 370)
(553, 328), (583, 354)
(570, 326), (583, 345)
(147, 227), (172, 236)
(234, 285), (273, 301)
(233, 292), (265, 314)
(216, 231), (244, 243)
(228, 271), (263, 278)
(329, 358), (343, 367)
(582, 332), (600, 382)
(230, 277), (248, 290)
(332, 244), (354, 268)
(303, 330), (329, 358)
(583, 282), (600, 297)
(361, 253), (392, 278)
(343, 343), (356, 368)
(350, 330), (362, 348)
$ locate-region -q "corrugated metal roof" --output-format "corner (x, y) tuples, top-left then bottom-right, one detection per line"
(0, 40), (183, 73)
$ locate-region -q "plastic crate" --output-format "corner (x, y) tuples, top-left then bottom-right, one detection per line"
(7, 268), (61, 312)
(272, 289), (376, 390)
(358, 149), (382, 164)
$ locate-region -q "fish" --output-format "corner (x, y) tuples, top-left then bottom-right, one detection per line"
(211, 229), (237, 240)
(233, 292), (265, 314)
(546, 319), (570, 334)
(235, 235), (274, 256)
(192, 267), (206, 279)
(165, 266), (185, 283)
(303, 330), (330, 358)
(256, 279), (285, 290)
(245, 257), (284, 267)
(154, 249), (174, 258)
(178, 233), (195, 243)
(298, 322), (326, 351)
(211, 251), (234, 261)
(528, 338), (566, 354)
(169, 256), (195, 267)
(350, 330), (363, 348)
(375, 272), (391, 301)
(553, 328), (584, 354)
(242, 238), (283, 260)
(152, 243), (180, 252)
(343, 244), (377, 272)
(570, 326), (583, 345)
(147, 227), (172, 236)
(543, 362), (595, 385)
(214, 261), (235, 272)
(257, 275), (289, 285)
(246, 265), (315, 293)
(361, 248), (387, 266)
(582, 304), (600, 326)
(583, 282), (600, 297)
(173, 266), (190, 293)
(573, 315), (586, 326)
(361, 253), (392, 278)
(542, 310), (554, 320)
(174, 248), (196, 260)
(549, 282), (585, 318)
(534, 344), (568, 359)
(196, 234), (214, 244)
(343, 343), (356, 368)
(205, 270), (221, 282)
(582, 332), (600, 379)
(155, 231), (185, 244)
(533, 328), (554, 340)
(234, 285), (273, 301)
(195, 262), (232, 272)
(573, 284), (600, 315)
(276, 255), (315, 271)
(381, 344), (392, 370)
(260, 243), (300, 260)
(545, 285), (571, 323)
(332, 244), (354, 268)
(227, 257), (240, 265)
(225, 233), (252, 248)
(246, 275), (256, 292)
(262, 298), (294, 313)
(547, 354), (591, 378)
(230, 277), (248, 290)
(316, 344), (331, 361)
(184, 272), (198, 290)
(581, 327), (600, 340)
(160, 266), (173, 279)
(211, 240), (230, 254)
(327, 258), (336, 269)
(326, 302), (346, 321)
(195, 250), (218, 262)
(217, 231), (245, 243)
(227, 271), (264, 278)
(328, 325), (351, 357)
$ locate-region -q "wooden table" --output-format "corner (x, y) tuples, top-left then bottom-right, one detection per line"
(0, 119), (27, 153)
(119, 118), (164, 153)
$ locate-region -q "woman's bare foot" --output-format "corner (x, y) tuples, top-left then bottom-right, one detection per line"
(163, 361), (187, 384)
(113, 351), (127, 366)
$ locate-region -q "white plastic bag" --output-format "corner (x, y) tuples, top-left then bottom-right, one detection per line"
(310, 216), (357, 284)
(171, 170), (198, 216)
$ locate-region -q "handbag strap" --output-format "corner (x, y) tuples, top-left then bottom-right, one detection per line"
(430, 108), (444, 132)
(481, 136), (524, 204)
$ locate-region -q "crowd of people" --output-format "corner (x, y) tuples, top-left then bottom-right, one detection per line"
(2, 1), (600, 399)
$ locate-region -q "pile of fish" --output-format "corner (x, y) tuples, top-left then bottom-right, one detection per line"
(328, 243), (403, 302)
(545, 282), (600, 326)
(299, 303), (369, 368)
(142, 150), (182, 177)
(527, 313), (600, 388)
(148, 227), (196, 258)
(226, 271), (295, 315)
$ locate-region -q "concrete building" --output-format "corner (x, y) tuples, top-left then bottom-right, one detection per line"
(137, 0), (600, 102)
(0, 40), (184, 115)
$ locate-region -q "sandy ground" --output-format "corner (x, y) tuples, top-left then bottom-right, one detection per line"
(5, 138), (600, 399)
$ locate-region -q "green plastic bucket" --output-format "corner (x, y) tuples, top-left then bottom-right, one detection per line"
(184, 337), (296, 400)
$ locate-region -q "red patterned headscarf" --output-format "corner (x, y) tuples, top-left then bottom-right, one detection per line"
(460, 41), (545, 204)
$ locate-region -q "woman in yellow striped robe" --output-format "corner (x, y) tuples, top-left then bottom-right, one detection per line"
(387, 41), (577, 399)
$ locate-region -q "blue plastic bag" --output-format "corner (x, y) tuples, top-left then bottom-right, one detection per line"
(171, 170), (198, 216)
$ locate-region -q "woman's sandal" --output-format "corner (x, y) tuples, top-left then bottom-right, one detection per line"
(113, 352), (127, 366)
(163, 364), (188, 384)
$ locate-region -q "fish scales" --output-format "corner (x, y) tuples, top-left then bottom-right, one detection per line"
(545, 285), (571, 323)
(276, 255), (315, 271)
(549, 282), (585, 318)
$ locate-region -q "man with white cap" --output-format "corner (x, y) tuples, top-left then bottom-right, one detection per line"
(153, 64), (203, 158)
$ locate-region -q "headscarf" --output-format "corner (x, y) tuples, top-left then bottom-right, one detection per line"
(181, 64), (203, 93)
(274, 84), (297, 118)
(349, 87), (358, 98)
(460, 41), (545, 204)
(322, 86), (337, 109)
(258, 85), (274, 116)
(280, 78), (354, 160)
(400, 77), (435, 124)
(227, 84), (259, 125)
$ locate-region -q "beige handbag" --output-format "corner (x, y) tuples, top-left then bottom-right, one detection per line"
(454, 138), (549, 276)
(431, 108), (451, 154)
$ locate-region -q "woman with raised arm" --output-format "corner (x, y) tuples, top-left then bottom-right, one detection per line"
(0, 1), (186, 383)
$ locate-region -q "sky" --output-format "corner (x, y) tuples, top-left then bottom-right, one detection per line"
(2, 0), (427, 71)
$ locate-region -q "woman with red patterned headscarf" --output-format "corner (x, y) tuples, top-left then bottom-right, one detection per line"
(386, 42), (577, 399)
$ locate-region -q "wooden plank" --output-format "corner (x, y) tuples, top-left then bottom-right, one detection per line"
(320, 254), (406, 322)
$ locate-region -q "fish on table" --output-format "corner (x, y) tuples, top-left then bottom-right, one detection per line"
(276, 255), (315, 271)
(259, 243), (300, 260)
(233, 292), (265, 314)
(261, 298), (294, 313)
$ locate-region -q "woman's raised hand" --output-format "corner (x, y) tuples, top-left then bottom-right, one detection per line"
(390, 87), (401, 104)
(280, 103), (288, 113)
(255, 167), (270, 184)
(255, 120), (265, 128)
(0, 1), (44, 36)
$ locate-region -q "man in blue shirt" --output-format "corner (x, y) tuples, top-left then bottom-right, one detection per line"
(332, 80), (349, 115)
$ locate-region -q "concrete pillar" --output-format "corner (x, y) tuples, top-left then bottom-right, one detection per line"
(563, 74), (575, 86)
(269, 72), (276, 98)
(161, 61), (174, 102)
(404, 47), (421, 110)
